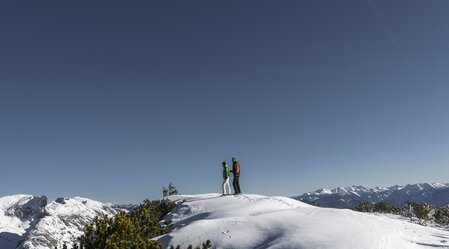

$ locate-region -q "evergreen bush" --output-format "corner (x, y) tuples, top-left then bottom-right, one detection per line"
(52, 198), (213, 249)
(356, 200), (449, 227)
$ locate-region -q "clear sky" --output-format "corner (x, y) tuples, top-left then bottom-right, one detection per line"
(1, 1), (449, 204)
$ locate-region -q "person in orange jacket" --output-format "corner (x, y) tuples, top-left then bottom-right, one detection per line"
(230, 157), (242, 195)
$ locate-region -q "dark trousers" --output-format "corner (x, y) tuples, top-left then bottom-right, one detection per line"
(233, 176), (241, 194)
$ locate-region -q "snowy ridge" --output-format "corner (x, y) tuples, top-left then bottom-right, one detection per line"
(3, 193), (449, 249)
(156, 193), (449, 249)
(295, 182), (449, 208)
(0, 195), (117, 249)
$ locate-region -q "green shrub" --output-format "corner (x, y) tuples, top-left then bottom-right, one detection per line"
(356, 201), (449, 227)
(79, 199), (176, 249)
(355, 201), (374, 213)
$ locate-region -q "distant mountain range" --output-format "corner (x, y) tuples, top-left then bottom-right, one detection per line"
(293, 183), (449, 209)
(0, 195), (118, 249)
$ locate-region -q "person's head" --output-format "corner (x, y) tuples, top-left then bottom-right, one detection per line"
(232, 157), (236, 162)
(222, 161), (227, 166)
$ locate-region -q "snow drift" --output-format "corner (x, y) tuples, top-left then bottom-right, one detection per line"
(157, 194), (449, 249)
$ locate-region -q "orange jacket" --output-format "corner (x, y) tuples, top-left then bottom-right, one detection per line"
(232, 161), (240, 177)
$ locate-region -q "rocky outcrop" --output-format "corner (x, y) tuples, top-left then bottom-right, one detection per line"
(7, 196), (48, 221)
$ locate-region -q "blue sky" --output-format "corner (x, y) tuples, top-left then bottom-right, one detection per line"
(1, 1), (449, 204)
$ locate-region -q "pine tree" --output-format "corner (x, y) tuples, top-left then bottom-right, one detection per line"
(78, 198), (211, 249)
(80, 199), (176, 249)
(168, 182), (178, 196)
(356, 201), (374, 212)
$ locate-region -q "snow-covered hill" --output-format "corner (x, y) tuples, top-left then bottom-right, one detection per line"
(294, 183), (449, 208)
(0, 195), (117, 249)
(156, 193), (449, 249)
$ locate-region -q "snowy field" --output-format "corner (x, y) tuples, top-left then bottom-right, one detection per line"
(157, 194), (449, 249)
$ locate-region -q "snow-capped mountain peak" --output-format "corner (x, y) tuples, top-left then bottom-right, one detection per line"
(314, 188), (332, 195)
(295, 182), (449, 208)
(0, 195), (117, 249)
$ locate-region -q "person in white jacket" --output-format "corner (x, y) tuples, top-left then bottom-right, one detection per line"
(222, 161), (231, 195)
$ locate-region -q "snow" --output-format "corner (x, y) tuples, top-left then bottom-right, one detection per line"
(4, 192), (449, 249)
(297, 182), (449, 208)
(432, 183), (449, 188)
(0, 195), (117, 249)
(315, 188), (332, 195)
(156, 194), (449, 249)
(0, 195), (34, 248)
(306, 183), (449, 197)
(23, 197), (117, 249)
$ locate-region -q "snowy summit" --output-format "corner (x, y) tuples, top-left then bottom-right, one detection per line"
(157, 193), (449, 249)
(0, 195), (117, 249)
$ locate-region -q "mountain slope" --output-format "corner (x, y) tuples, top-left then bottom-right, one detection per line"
(0, 195), (117, 249)
(294, 183), (449, 208)
(156, 193), (449, 249)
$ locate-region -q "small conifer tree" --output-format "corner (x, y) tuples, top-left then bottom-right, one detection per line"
(202, 240), (212, 249)
(168, 182), (178, 196)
